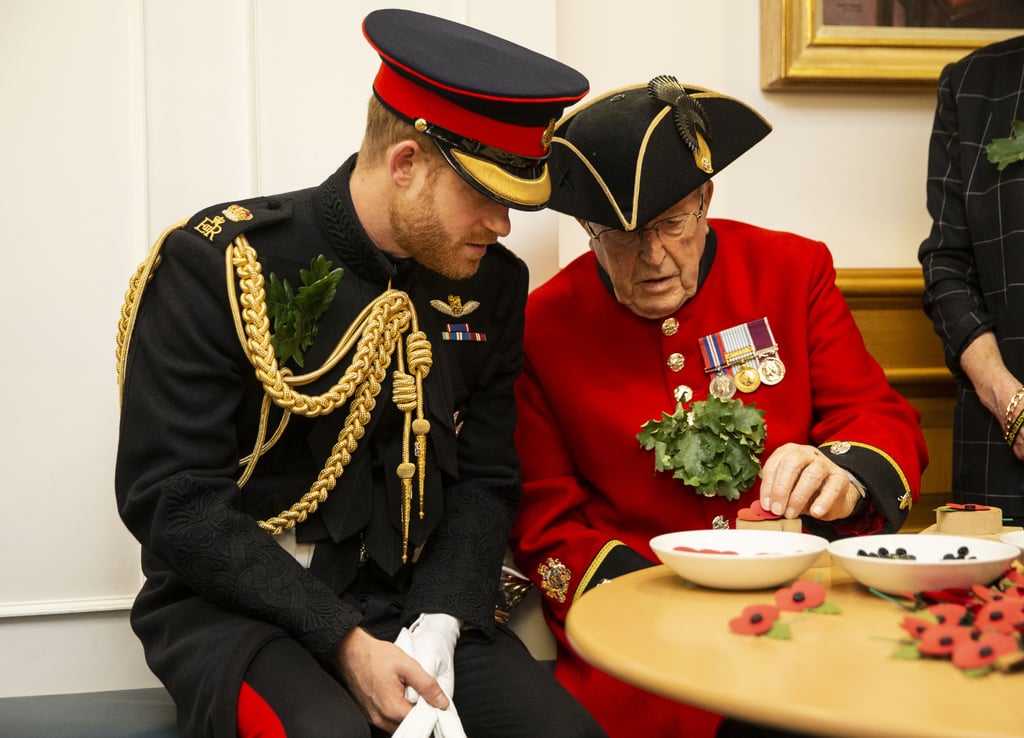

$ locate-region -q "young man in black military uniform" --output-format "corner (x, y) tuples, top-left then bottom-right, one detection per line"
(114, 9), (605, 738)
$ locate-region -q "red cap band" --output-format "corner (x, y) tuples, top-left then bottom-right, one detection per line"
(373, 64), (549, 158)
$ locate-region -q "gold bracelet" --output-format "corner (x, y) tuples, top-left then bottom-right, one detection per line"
(1006, 407), (1024, 446)
(1005, 386), (1024, 430)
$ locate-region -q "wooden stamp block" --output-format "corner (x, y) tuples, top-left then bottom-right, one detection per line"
(735, 517), (802, 533)
(935, 504), (1003, 536)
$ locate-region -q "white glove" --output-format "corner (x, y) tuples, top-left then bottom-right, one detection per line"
(392, 614), (466, 738)
(405, 613), (462, 701)
(391, 698), (436, 738)
(391, 696), (467, 738)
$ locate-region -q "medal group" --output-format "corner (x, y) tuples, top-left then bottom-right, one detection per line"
(699, 317), (786, 399)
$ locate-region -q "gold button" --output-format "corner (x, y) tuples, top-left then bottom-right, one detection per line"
(666, 353), (685, 371)
(661, 318), (679, 336)
(829, 441), (852, 455)
(673, 385), (693, 403)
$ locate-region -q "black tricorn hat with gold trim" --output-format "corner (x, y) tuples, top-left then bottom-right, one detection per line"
(547, 76), (771, 228)
(363, 9), (589, 211)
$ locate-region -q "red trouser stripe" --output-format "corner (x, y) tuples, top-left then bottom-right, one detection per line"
(236, 680), (286, 738)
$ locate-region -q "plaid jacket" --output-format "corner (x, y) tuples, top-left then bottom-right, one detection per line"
(919, 34), (1024, 519)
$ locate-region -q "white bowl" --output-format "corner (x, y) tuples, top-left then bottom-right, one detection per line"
(829, 533), (1020, 595)
(649, 529), (829, 590)
(1000, 530), (1024, 565)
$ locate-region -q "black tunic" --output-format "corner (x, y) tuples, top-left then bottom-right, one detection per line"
(115, 156), (527, 736)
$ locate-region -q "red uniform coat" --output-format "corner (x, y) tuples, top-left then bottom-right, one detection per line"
(510, 220), (928, 738)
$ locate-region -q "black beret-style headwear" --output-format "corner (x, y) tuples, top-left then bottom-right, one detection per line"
(547, 76), (772, 228)
(362, 9), (589, 211)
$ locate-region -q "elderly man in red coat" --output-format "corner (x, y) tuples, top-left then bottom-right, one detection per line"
(508, 77), (929, 738)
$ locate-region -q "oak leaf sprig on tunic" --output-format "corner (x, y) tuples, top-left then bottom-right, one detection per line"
(986, 120), (1024, 171)
(266, 255), (344, 368)
(637, 396), (766, 501)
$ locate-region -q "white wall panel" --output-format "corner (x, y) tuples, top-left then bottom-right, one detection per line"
(0, 0), (146, 610)
(142, 0), (258, 240)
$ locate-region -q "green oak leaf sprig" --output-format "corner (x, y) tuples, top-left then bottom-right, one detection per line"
(266, 255), (344, 368)
(986, 120), (1024, 171)
(637, 395), (767, 501)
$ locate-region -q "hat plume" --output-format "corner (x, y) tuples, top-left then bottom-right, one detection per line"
(647, 75), (712, 155)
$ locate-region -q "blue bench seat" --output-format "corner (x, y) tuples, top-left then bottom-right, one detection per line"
(0, 687), (177, 738)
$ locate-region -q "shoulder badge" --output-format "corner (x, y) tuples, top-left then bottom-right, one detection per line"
(186, 198), (293, 245)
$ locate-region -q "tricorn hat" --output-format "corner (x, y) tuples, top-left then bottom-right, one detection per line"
(363, 9), (589, 211)
(547, 76), (771, 228)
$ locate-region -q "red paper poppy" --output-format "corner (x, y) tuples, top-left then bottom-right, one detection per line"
(774, 580), (827, 611)
(1003, 568), (1024, 591)
(899, 616), (934, 639)
(919, 588), (974, 607)
(974, 598), (1024, 635)
(951, 632), (1019, 670)
(926, 603), (969, 626)
(917, 624), (973, 656)
(729, 604), (780, 635)
(971, 583), (1011, 603)
(737, 499), (781, 521)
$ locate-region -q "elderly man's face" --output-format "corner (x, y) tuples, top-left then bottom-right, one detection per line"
(584, 183), (711, 320)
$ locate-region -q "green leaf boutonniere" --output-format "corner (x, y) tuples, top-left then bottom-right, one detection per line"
(637, 396), (767, 501)
(266, 255), (344, 368)
(986, 120), (1024, 171)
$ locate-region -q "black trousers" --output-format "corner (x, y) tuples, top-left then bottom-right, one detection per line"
(243, 592), (607, 738)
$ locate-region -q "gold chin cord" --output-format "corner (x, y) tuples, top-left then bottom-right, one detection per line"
(115, 230), (432, 564)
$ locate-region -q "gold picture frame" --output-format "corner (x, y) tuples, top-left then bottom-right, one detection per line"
(761, 0), (1021, 90)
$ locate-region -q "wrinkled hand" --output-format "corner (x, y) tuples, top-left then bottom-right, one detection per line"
(393, 614), (466, 738)
(760, 443), (861, 521)
(999, 388), (1024, 461)
(334, 627), (447, 734)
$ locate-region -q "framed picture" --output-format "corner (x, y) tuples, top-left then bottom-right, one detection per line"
(761, 0), (1023, 90)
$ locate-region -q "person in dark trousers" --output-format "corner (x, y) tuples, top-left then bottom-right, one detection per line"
(115, 9), (606, 738)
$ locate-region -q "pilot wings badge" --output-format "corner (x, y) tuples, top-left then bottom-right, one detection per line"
(430, 294), (480, 317)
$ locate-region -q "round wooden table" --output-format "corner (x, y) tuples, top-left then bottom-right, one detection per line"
(565, 564), (1022, 738)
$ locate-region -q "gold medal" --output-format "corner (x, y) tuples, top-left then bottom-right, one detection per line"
(734, 365), (761, 393)
(709, 373), (736, 399)
(758, 355), (786, 386)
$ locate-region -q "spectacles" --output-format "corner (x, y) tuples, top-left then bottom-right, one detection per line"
(587, 192), (705, 250)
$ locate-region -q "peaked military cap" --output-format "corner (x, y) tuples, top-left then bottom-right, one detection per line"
(547, 76), (772, 228)
(362, 9), (590, 211)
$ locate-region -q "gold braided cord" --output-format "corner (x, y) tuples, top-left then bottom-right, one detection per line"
(115, 218), (189, 404)
(115, 222), (434, 561)
(228, 235), (433, 556)
(225, 245), (293, 485)
(236, 391), (289, 489)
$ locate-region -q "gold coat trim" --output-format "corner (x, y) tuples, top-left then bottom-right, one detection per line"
(573, 540), (626, 604)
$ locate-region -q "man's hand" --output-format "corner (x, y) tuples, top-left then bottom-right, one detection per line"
(760, 443), (861, 521)
(334, 627), (448, 733)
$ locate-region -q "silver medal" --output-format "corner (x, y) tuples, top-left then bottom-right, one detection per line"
(709, 372), (736, 400)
